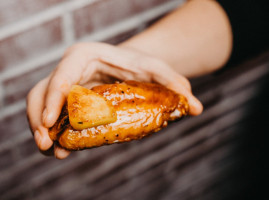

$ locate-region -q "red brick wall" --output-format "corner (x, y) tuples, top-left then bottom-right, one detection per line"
(0, 0), (184, 199)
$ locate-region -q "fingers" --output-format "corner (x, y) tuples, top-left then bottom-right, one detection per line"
(27, 42), (202, 161)
(42, 52), (98, 128)
(90, 43), (202, 115)
(27, 78), (48, 132)
(54, 144), (71, 159)
(42, 83), (66, 128)
(34, 126), (53, 151)
(42, 43), (134, 128)
(146, 60), (203, 115)
(93, 43), (191, 91)
(167, 81), (203, 115)
(96, 61), (150, 83)
(159, 75), (203, 116)
(27, 72), (71, 159)
(27, 78), (54, 150)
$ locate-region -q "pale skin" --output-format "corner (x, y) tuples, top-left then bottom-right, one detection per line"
(27, 0), (232, 159)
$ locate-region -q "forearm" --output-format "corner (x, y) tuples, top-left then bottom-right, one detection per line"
(120, 0), (232, 77)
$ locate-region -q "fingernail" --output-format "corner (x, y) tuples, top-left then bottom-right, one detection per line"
(34, 130), (41, 146)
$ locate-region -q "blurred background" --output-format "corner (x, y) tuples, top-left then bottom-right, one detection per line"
(0, 0), (268, 199)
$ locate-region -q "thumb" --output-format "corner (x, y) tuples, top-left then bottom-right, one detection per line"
(42, 55), (97, 128)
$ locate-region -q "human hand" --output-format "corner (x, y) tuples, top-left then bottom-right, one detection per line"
(27, 42), (203, 159)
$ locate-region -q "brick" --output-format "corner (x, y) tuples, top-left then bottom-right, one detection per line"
(3, 60), (58, 105)
(0, 0), (64, 26)
(105, 13), (167, 45)
(0, 18), (62, 72)
(73, 0), (170, 39)
(0, 109), (29, 142)
(105, 27), (143, 45)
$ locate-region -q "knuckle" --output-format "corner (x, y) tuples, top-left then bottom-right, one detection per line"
(65, 43), (87, 55)
(66, 42), (99, 53)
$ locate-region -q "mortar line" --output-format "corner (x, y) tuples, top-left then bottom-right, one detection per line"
(62, 12), (75, 46)
(0, 100), (25, 119)
(0, 0), (99, 40)
(0, 0), (181, 82)
(0, 83), (5, 108)
(0, 0), (183, 40)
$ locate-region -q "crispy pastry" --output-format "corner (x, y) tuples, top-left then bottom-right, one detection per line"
(49, 81), (189, 150)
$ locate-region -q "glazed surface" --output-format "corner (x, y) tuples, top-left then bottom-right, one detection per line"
(49, 81), (189, 150)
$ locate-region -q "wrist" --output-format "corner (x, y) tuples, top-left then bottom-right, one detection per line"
(118, 0), (232, 77)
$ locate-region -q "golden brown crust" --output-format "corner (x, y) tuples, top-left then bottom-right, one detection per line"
(49, 81), (189, 150)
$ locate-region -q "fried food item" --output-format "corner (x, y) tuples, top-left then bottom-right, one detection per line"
(49, 81), (189, 150)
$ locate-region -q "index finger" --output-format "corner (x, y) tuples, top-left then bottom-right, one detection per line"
(96, 44), (202, 115)
(143, 59), (203, 115)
